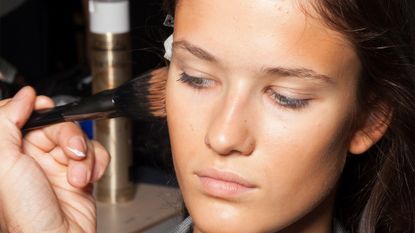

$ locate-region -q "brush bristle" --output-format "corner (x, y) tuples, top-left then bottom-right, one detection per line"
(113, 67), (167, 120)
(146, 67), (168, 117)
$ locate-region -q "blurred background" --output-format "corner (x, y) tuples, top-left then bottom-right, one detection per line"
(0, 0), (176, 187)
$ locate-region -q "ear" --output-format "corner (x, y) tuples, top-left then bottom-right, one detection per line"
(348, 103), (392, 155)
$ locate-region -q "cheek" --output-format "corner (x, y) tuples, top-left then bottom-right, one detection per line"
(256, 104), (350, 215)
(165, 72), (209, 178)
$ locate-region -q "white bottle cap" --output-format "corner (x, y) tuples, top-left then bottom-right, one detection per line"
(89, 0), (130, 34)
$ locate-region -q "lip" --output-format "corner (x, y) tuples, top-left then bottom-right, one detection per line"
(195, 168), (257, 198)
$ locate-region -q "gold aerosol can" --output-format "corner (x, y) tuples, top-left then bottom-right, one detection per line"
(89, 0), (135, 203)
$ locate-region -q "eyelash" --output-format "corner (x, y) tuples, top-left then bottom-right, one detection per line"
(177, 72), (215, 89)
(177, 72), (310, 110)
(265, 88), (309, 110)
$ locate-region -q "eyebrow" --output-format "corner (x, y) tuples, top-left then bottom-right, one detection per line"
(173, 40), (334, 84)
(173, 40), (217, 62)
(263, 67), (334, 85)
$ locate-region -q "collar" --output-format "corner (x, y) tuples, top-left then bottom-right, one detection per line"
(171, 216), (348, 233)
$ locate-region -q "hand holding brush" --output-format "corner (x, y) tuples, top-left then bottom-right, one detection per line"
(23, 67), (168, 132)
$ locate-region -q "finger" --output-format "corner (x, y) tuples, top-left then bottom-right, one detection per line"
(0, 86), (36, 129)
(22, 136), (68, 173)
(67, 140), (95, 188)
(43, 122), (88, 161)
(0, 87), (36, 156)
(34, 96), (54, 110)
(24, 121), (88, 163)
(91, 140), (110, 182)
(0, 98), (11, 107)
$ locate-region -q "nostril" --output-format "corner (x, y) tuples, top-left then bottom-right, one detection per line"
(204, 132), (256, 156)
(242, 141), (255, 156)
(204, 136), (210, 147)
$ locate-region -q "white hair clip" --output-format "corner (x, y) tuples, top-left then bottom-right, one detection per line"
(163, 14), (175, 28)
(164, 34), (174, 61)
(163, 14), (174, 61)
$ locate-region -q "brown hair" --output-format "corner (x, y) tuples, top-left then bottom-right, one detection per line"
(162, 0), (415, 232)
(310, 1), (415, 232)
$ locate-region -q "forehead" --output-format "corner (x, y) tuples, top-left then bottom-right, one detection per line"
(174, 0), (346, 45)
(174, 0), (359, 80)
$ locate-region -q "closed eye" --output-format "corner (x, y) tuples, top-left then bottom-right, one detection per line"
(177, 72), (215, 89)
(265, 88), (310, 110)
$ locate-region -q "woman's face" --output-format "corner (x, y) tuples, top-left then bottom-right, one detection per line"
(166, 0), (361, 232)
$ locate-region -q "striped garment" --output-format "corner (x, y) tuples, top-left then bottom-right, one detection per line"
(170, 216), (347, 233)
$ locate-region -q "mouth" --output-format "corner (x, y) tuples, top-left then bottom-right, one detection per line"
(195, 168), (257, 198)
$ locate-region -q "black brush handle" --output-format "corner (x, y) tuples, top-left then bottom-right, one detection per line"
(23, 103), (77, 131)
(22, 89), (121, 132)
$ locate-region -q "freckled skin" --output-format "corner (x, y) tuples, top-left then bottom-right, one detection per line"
(166, 0), (363, 233)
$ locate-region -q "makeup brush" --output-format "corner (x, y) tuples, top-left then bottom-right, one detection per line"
(22, 67), (167, 132)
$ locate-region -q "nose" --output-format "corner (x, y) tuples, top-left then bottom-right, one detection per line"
(205, 91), (256, 156)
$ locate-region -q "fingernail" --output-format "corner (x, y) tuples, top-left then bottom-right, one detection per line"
(67, 136), (86, 158)
(70, 164), (88, 185)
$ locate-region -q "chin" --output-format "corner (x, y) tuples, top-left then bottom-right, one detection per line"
(193, 218), (261, 233)
(187, 199), (278, 233)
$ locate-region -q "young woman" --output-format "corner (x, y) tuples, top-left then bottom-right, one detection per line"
(163, 0), (415, 232)
(0, 0), (413, 232)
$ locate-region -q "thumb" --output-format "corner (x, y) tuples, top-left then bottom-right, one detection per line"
(0, 87), (36, 172)
(2, 86), (36, 129)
